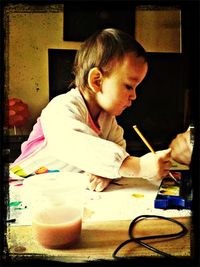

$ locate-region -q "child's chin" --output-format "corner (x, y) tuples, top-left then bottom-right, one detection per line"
(115, 110), (123, 116)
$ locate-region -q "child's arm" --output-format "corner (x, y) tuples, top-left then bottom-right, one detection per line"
(40, 94), (129, 179)
(119, 148), (172, 181)
(86, 148), (172, 192)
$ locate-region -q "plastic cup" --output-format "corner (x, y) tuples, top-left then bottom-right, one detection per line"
(32, 192), (83, 248)
(22, 172), (87, 249)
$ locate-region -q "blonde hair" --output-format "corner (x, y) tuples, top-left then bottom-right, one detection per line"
(73, 28), (147, 90)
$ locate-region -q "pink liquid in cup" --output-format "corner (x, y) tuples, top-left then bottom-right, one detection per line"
(32, 205), (82, 249)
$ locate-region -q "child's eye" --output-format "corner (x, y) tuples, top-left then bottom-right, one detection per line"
(125, 85), (133, 91)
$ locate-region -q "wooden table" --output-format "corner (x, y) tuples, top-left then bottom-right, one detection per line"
(5, 216), (192, 264)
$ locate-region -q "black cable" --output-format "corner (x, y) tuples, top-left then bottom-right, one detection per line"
(112, 214), (188, 259)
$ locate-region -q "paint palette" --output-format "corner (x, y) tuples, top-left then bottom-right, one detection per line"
(154, 170), (192, 210)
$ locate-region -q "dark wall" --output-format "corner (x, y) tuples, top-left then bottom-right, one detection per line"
(63, 1), (135, 42)
(48, 49), (76, 99)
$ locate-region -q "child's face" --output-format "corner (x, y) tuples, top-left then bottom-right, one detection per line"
(97, 52), (148, 116)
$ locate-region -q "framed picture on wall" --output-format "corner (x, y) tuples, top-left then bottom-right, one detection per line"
(135, 5), (182, 53)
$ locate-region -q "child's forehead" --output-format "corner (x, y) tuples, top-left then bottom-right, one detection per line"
(111, 53), (146, 69)
(98, 52), (146, 78)
(105, 55), (148, 82)
(110, 52), (142, 65)
(101, 53), (129, 72)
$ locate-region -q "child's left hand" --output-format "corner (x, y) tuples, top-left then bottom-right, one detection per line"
(86, 173), (112, 192)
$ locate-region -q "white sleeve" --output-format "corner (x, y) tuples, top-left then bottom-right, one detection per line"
(40, 96), (129, 178)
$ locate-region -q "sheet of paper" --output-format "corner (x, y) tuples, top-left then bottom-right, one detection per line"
(7, 175), (191, 226)
(84, 177), (191, 221)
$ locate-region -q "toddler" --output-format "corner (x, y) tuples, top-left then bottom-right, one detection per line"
(10, 28), (172, 191)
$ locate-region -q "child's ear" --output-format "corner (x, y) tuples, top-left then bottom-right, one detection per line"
(88, 67), (102, 93)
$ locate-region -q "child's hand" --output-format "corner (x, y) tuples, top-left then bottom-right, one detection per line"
(86, 173), (112, 192)
(140, 148), (172, 181)
(169, 130), (192, 165)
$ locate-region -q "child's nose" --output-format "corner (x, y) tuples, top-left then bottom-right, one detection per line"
(129, 89), (137, 100)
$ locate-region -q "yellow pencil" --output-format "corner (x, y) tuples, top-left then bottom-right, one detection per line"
(133, 125), (179, 183)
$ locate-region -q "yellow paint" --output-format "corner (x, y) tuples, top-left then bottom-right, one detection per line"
(132, 193), (144, 198)
(10, 165), (27, 177)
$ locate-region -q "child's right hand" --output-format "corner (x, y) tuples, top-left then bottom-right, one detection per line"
(139, 148), (172, 181)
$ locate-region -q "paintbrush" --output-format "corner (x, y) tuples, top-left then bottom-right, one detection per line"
(133, 125), (179, 184)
